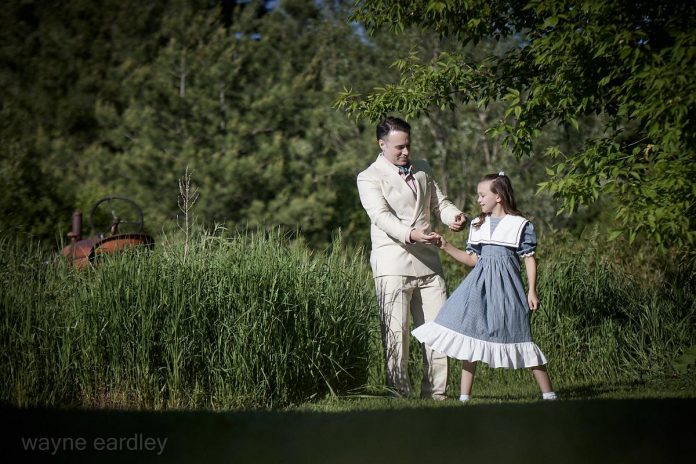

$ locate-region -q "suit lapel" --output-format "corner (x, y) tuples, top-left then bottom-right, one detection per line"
(373, 156), (419, 225)
(374, 158), (410, 196)
(410, 169), (426, 225)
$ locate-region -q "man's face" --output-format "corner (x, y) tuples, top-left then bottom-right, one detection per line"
(378, 130), (410, 166)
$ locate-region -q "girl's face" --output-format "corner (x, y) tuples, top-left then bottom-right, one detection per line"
(477, 180), (501, 214)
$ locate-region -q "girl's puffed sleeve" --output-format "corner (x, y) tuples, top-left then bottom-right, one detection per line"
(465, 242), (482, 256)
(465, 219), (482, 255)
(517, 222), (537, 257)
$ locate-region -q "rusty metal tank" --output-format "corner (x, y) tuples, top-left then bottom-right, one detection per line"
(61, 196), (154, 268)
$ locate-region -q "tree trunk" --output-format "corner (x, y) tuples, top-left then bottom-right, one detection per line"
(179, 52), (187, 98)
(477, 111), (491, 167)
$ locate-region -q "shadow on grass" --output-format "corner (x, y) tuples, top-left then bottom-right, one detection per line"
(2, 398), (695, 463)
(555, 381), (645, 399)
(472, 381), (648, 402)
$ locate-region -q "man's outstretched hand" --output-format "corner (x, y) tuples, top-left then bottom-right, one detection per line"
(409, 229), (441, 244)
(449, 213), (467, 232)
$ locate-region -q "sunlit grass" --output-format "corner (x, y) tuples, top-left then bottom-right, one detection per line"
(0, 230), (377, 409)
(1, 230), (694, 411)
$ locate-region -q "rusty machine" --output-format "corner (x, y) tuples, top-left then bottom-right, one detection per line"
(61, 196), (154, 268)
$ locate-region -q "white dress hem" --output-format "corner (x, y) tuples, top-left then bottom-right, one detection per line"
(413, 322), (547, 369)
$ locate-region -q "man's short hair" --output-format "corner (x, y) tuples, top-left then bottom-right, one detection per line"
(376, 117), (411, 141)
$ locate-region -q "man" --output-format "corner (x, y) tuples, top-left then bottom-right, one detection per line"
(357, 116), (466, 399)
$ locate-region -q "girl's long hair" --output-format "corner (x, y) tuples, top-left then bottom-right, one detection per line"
(474, 173), (525, 229)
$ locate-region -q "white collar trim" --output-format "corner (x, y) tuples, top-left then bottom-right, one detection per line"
(468, 215), (528, 247)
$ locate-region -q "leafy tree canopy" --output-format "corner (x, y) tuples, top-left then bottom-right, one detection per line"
(0, 0), (383, 247)
(338, 0), (696, 250)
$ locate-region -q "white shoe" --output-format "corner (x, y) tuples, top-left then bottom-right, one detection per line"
(459, 394), (470, 402)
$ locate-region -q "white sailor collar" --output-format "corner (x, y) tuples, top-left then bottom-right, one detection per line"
(468, 214), (528, 247)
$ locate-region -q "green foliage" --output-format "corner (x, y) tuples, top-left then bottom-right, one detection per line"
(336, 49), (494, 120)
(0, 0), (172, 238)
(0, 0), (382, 248)
(673, 345), (696, 375)
(2, 0), (693, 409)
(432, 230), (696, 394)
(343, 0), (696, 250)
(531, 234), (695, 382)
(3, 230), (693, 408)
(0, 231), (376, 409)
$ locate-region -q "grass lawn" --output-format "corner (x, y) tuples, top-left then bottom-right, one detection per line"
(3, 378), (694, 464)
(293, 376), (696, 412)
(2, 235), (694, 462)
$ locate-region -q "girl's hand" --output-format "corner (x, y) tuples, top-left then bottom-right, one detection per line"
(527, 290), (539, 311)
(436, 234), (448, 249)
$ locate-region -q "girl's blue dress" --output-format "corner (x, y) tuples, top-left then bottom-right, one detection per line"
(412, 215), (547, 368)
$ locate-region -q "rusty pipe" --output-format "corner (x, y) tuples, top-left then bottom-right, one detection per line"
(67, 210), (82, 243)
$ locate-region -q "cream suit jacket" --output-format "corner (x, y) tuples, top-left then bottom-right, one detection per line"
(357, 156), (463, 278)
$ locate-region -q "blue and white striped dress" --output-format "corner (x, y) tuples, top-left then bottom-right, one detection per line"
(412, 215), (547, 368)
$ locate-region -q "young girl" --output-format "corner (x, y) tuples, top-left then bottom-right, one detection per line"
(412, 172), (556, 402)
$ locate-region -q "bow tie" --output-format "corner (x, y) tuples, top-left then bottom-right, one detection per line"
(398, 164), (412, 176)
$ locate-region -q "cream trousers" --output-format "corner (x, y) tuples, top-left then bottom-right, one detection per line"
(374, 274), (448, 398)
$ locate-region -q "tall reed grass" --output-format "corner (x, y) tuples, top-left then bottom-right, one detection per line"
(0, 230), (377, 409)
(432, 230), (696, 395)
(2, 228), (694, 409)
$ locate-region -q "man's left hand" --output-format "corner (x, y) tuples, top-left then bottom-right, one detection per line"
(449, 213), (467, 232)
